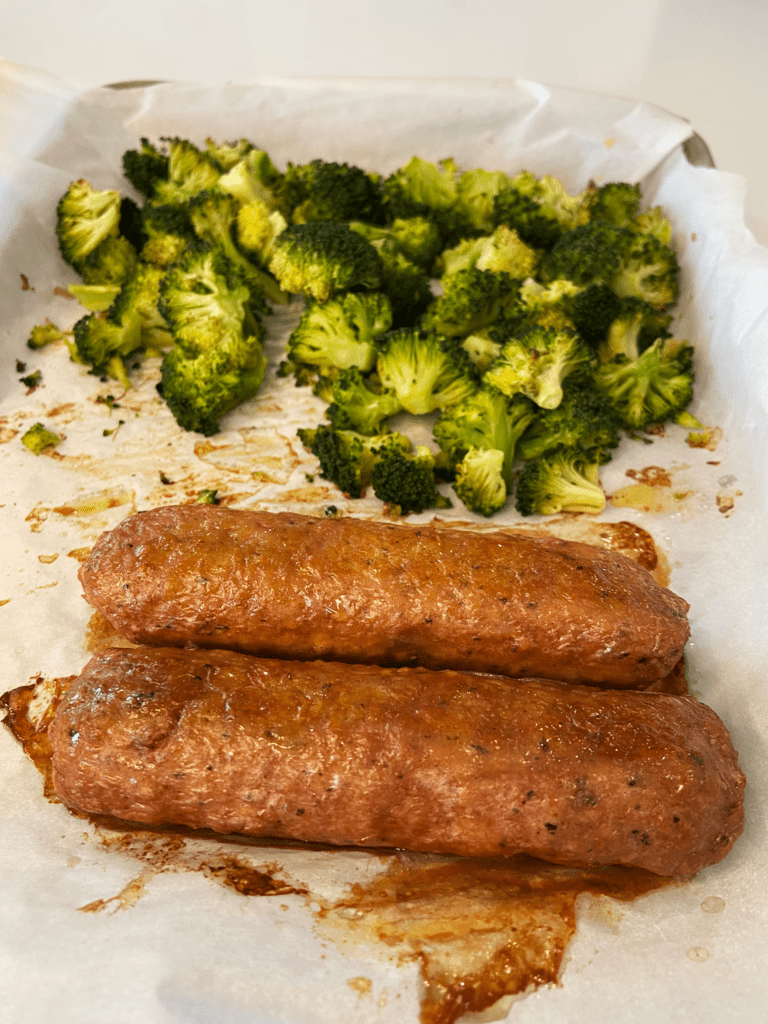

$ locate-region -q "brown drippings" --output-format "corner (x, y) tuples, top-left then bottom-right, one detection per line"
(318, 853), (672, 1024)
(0, 674), (73, 798)
(3, 674), (681, 1024)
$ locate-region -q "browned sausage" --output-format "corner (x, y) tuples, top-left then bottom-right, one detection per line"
(49, 646), (744, 877)
(78, 506), (689, 688)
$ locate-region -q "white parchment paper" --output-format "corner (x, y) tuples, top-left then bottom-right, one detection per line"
(1, 61), (767, 1024)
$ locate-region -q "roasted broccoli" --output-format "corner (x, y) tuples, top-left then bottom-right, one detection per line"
(420, 266), (519, 338)
(325, 367), (402, 434)
(594, 336), (694, 429)
(150, 137), (221, 207)
(597, 296), (673, 363)
(268, 222), (383, 302)
(188, 189), (286, 307)
(281, 159), (385, 225)
(370, 445), (449, 514)
(515, 377), (622, 462)
(72, 309), (143, 390)
(438, 225), (539, 280)
(159, 248), (262, 356)
(376, 329), (477, 415)
(610, 232), (680, 309)
(540, 221), (629, 288)
(28, 322), (68, 349)
(483, 323), (594, 410)
(455, 167), (515, 233)
(349, 216), (442, 271)
(382, 156), (473, 245)
(515, 449), (606, 516)
(56, 180), (124, 272)
(492, 171), (590, 249)
(587, 181), (641, 228)
(433, 386), (537, 516)
(286, 291), (392, 376)
(297, 425), (411, 499)
(158, 331), (268, 437)
(122, 138), (170, 198)
(21, 422), (62, 455)
(569, 282), (623, 348)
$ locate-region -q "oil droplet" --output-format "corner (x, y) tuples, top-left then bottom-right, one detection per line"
(38, 553), (59, 564)
(700, 896), (726, 914)
(687, 946), (710, 963)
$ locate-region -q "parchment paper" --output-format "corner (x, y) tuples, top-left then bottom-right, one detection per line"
(1, 61), (767, 1024)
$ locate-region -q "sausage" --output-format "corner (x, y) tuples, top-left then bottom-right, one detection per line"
(49, 646), (744, 877)
(78, 506), (690, 688)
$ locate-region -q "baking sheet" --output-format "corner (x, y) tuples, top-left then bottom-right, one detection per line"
(1, 61), (767, 1024)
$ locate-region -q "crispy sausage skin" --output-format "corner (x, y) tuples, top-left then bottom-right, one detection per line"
(78, 506), (690, 688)
(49, 647), (744, 878)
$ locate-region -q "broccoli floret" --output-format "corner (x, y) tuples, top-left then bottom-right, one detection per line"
(541, 221), (630, 287)
(110, 262), (173, 353)
(436, 235), (487, 277)
(297, 425), (411, 499)
(434, 386), (536, 478)
(420, 266), (519, 338)
(460, 329), (503, 373)
(632, 206), (673, 245)
(610, 233), (680, 310)
(492, 171), (590, 250)
(376, 329), (477, 415)
(456, 168), (515, 233)
(28, 322), (68, 349)
(370, 445), (449, 514)
(139, 201), (196, 268)
(286, 291), (392, 375)
(159, 248), (262, 356)
(514, 278), (582, 331)
(483, 323), (594, 410)
(588, 181), (641, 228)
(235, 200), (288, 265)
(433, 386), (536, 515)
(56, 179), (123, 272)
(72, 311), (143, 390)
(453, 448), (509, 517)
(151, 137), (221, 207)
(280, 159), (385, 225)
(382, 156), (472, 245)
(438, 226), (539, 280)
(122, 139), (169, 198)
(268, 222), (383, 302)
(79, 234), (138, 286)
(515, 377), (622, 462)
(325, 367), (402, 434)
(597, 296), (673, 363)
(594, 336), (694, 429)
(349, 217), (443, 272)
(194, 488), (221, 504)
(569, 282), (623, 348)
(158, 331), (268, 436)
(515, 450), (606, 516)
(21, 423), (62, 455)
(188, 189), (285, 308)
(205, 138), (254, 171)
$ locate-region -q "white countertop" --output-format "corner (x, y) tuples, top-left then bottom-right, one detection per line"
(2, 0), (767, 245)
